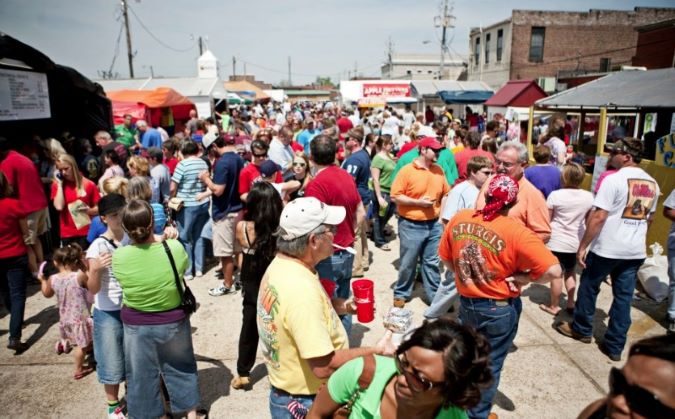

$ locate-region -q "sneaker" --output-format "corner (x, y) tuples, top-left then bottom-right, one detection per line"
(184, 274), (194, 281)
(555, 321), (592, 344)
(108, 405), (126, 419)
(231, 375), (251, 390)
(393, 298), (406, 308)
(196, 271), (204, 278)
(55, 340), (65, 355)
(7, 338), (28, 353)
(209, 285), (235, 296)
(234, 280), (242, 291)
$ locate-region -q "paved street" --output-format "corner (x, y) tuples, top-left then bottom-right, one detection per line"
(0, 229), (669, 419)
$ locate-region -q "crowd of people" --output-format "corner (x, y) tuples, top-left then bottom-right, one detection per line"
(0, 100), (673, 419)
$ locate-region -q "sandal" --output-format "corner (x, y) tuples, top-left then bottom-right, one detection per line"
(538, 304), (561, 316)
(197, 408), (209, 419)
(378, 244), (391, 251)
(74, 367), (94, 380)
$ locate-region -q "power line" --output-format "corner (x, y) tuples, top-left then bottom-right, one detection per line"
(107, 21), (125, 77)
(127, 4), (196, 53)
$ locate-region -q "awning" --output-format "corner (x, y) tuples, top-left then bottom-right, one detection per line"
(227, 92), (252, 105)
(438, 90), (493, 104)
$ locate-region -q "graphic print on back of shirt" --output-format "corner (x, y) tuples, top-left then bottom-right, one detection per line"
(452, 221), (505, 285)
(621, 179), (657, 220)
(257, 282), (280, 369)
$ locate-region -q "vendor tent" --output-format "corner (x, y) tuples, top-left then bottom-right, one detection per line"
(224, 80), (269, 101)
(106, 87), (196, 127)
(484, 80), (547, 121)
(0, 33), (112, 143)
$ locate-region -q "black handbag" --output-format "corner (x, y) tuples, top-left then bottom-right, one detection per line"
(162, 241), (198, 314)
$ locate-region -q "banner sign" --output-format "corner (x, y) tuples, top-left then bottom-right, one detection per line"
(362, 83), (410, 98)
(0, 68), (50, 121)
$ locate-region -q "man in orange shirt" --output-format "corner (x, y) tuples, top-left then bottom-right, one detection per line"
(390, 138), (450, 308)
(475, 141), (551, 242)
(440, 174), (561, 419)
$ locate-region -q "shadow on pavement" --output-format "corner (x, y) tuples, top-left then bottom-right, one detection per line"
(196, 354), (232, 410)
(349, 323), (370, 348)
(23, 305), (59, 348)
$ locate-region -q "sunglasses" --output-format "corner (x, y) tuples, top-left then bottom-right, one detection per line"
(293, 162), (307, 167)
(395, 352), (443, 392)
(479, 169), (493, 175)
(253, 152), (268, 158)
(609, 367), (675, 418)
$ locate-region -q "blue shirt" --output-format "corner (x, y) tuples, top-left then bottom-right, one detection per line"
(87, 216), (108, 243)
(140, 128), (163, 149)
(212, 151), (244, 221)
(524, 165), (561, 199)
(342, 149), (372, 205)
(297, 129), (319, 155)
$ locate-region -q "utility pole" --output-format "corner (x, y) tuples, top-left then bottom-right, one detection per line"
(288, 56), (292, 86)
(198, 36), (203, 56)
(232, 56), (236, 78)
(354, 61), (358, 79)
(244, 62), (247, 75)
(434, 0), (454, 80)
(386, 37), (394, 78)
(121, 0), (134, 78)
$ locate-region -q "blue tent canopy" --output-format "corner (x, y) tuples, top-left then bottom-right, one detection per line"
(438, 90), (493, 104)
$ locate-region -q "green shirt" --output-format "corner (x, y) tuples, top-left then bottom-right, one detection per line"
(112, 239), (188, 312)
(327, 355), (467, 419)
(114, 124), (137, 148)
(371, 154), (396, 193)
(391, 148), (459, 186)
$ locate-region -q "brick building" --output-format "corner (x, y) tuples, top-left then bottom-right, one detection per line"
(467, 7), (675, 90)
(632, 18), (675, 69)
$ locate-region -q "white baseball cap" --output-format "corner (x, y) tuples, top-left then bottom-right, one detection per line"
(278, 197), (345, 240)
(202, 131), (218, 149)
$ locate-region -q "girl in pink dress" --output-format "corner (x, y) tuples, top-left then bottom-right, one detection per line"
(38, 243), (94, 379)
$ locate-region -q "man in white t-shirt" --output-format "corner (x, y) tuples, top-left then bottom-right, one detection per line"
(663, 189), (675, 333)
(556, 139), (660, 362)
(425, 155), (494, 319)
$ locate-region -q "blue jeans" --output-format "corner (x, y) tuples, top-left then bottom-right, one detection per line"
(316, 250), (354, 334)
(460, 296), (522, 419)
(572, 252), (644, 356)
(124, 318), (200, 418)
(0, 255), (28, 340)
(668, 245), (675, 322)
(176, 203), (209, 276)
(424, 270), (458, 319)
(93, 309), (125, 384)
(371, 191), (396, 247)
(269, 387), (315, 419)
(394, 218), (442, 303)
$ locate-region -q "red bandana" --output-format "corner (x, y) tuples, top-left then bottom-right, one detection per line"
(474, 174), (519, 221)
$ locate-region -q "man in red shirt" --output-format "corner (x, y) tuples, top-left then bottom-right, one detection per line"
(238, 140), (282, 202)
(336, 109), (354, 141)
(0, 137), (49, 276)
(453, 131), (495, 185)
(305, 135), (365, 334)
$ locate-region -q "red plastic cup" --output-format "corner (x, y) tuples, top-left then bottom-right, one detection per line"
(351, 279), (375, 323)
(320, 278), (336, 298)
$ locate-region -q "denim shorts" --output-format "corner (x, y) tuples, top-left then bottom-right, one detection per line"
(124, 318), (200, 417)
(269, 386), (315, 419)
(93, 308), (125, 384)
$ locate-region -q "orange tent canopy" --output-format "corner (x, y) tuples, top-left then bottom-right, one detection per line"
(106, 87), (194, 108)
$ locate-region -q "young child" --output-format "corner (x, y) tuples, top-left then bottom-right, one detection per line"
(38, 243), (94, 380)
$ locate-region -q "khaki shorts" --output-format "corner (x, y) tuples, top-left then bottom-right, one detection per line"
(212, 211), (242, 257)
(25, 208), (49, 245)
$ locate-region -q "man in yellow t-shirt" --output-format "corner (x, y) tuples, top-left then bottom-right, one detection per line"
(257, 197), (391, 417)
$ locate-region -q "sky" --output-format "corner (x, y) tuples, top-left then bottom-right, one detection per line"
(1, 0), (673, 85)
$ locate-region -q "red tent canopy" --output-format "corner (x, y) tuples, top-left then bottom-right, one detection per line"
(484, 80), (547, 107)
(106, 87), (196, 127)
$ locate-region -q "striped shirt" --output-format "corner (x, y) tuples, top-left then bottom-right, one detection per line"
(171, 157), (208, 207)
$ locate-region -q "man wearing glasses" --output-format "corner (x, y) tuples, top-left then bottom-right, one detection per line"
(268, 126), (295, 177)
(556, 138), (660, 362)
(475, 141), (551, 242)
(390, 138), (450, 309)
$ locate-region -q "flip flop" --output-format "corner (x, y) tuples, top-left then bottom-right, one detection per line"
(538, 304), (561, 316)
(73, 367), (94, 380)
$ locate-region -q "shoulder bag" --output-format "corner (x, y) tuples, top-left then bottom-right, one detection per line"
(162, 241), (198, 314)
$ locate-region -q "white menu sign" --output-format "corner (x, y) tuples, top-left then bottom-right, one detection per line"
(0, 68), (50, 121)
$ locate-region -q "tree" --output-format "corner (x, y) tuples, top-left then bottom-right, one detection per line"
(315, 76), (334, 87)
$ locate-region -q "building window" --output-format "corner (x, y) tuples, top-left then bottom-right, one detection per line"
(474, 37), (480, 65)
(497, 29), (503, 62)
(485, 33), (490, 64)
(406, 70), (412, 75)
(529, 27), (545, 62)
(599, 57), (611, 72)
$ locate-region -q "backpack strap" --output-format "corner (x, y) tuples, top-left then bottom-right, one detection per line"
(356, 354), (376, 390)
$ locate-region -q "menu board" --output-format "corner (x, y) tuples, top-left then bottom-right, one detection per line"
(0, 68), (50, 121)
